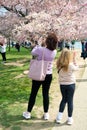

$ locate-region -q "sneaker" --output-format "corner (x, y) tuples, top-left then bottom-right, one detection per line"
(1, 61), (5, 64)
(67, 117), (73, 125)
(56, 118), (62, 124)
(23, 111), (31, 119)
(56, 112), (63, 124)
(44, 113), (49, 120)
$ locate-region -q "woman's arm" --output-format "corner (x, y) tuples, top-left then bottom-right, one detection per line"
(31, 45), (41, 56)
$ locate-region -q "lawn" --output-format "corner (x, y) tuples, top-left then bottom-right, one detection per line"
(0, 46), (45, 129)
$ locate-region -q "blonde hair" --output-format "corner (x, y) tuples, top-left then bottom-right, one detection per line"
(56, 48), (72, 72)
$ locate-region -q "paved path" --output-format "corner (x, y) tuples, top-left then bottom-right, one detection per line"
(52, 58), (87, 130)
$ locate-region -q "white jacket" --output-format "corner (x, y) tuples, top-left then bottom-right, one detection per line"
(0, 44), (7, 53)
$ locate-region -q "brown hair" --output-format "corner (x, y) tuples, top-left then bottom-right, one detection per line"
(45, 33), (58, 50)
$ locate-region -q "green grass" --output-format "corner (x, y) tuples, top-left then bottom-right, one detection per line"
(0, 47), (44, 129)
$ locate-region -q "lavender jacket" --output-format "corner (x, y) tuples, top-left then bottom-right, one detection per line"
(31, 45), (57, 74)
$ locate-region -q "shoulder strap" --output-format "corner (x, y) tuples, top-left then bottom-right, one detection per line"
(42, 47), (45, 60)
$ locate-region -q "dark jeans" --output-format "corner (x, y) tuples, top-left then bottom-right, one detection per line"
(59, 84), (75, 117)
(27, 74), (52, 113)
(1, 52), (6, 61)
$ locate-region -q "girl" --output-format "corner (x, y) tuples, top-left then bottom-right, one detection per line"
(56, 48), (79, 125)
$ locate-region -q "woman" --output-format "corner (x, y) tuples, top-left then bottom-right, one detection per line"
(0, 37), (7, 63)
(56, 48), (79, 125)
(23, 33), (58, 120)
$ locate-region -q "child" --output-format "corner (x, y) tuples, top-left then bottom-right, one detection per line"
(56, 48), (79, 125)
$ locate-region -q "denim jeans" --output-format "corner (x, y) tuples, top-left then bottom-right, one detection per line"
(59, 84), (75, 117)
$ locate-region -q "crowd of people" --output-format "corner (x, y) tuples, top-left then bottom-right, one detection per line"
(0, 33), (80, 125)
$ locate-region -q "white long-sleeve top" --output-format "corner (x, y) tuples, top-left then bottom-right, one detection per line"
(58, 63), (79, 85)
(0, 44), (7, 53)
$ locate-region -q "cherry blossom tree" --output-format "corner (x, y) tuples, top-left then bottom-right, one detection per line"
(0, 11), (22, 50)
(0, 0), (87, 41)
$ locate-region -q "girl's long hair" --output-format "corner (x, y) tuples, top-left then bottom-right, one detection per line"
(56, 48), (71, 72)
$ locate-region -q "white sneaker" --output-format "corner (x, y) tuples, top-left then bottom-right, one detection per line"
(1, 61), (5, 64)
(23, 112), (31, 119)
(56, 112), (63, 124)
(67, 117), (73, 125)
(44, 113), (49, 120)
(56, 118), (62, 124)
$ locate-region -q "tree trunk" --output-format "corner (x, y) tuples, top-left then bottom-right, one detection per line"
(8, 38), (11, 51)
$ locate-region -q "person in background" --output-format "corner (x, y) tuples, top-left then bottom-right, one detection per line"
(84, 41), (87, 52)
(81, 40), (85, 53)
(58, 39), (64, 51)
(15, 42), (20, 52)
(81, 40), (85, 59)
(71, 40), (75, 50)
(23, 33), (58, 120)
(81, 41), (87, 59)
(34, 40), (38, 45)
(65, 40), (70, 49)
(56, 48), (79, 125)
(0, 37), (7, 63)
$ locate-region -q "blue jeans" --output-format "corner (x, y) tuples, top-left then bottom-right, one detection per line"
(59, 84), (75, 117)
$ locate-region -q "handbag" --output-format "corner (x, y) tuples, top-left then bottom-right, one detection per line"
(28, 48), (49, 81)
